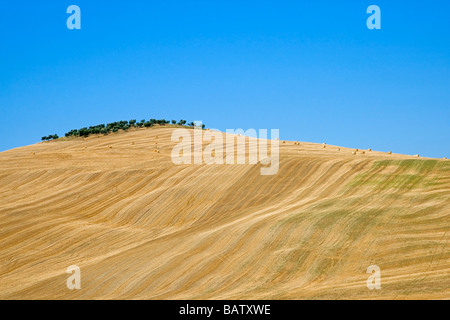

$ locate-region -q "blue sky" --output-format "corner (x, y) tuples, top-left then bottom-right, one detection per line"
(0, 1), (449, 157)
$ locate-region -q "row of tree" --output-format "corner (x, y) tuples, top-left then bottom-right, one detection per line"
(41, 119), (204, 140)
(41, 134), (59, 141)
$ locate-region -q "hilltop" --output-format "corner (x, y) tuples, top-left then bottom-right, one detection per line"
(0, 126), (449, 299)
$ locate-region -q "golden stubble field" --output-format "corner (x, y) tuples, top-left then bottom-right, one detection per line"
(0, 127), (449, 299)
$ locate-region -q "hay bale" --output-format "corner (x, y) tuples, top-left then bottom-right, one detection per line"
(368, 149), (372, 152)
(131, 142), (135, 145)
(414, 154), (420, 158)
(322, 145), (326, 148)
(352, 151), (356, 155)
(444, 157), (447, 160)
(362, 151), (366, 155)
(388, 151), (392, 155)
(337, 148), (340, 151)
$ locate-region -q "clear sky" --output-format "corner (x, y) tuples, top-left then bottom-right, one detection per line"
(0, 1), (449, 158)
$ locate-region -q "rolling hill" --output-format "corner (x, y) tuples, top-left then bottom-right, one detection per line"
(0, 126), (448, 299)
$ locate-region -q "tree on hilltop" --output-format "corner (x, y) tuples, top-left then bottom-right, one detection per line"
(45, 117), (203, 140)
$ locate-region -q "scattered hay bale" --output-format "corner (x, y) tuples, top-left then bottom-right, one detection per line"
(355, 149), (359, 152)
(153, 149), (159, 153)
(282, 141), (286, 144)
(361, 151), (366, 155)
(337, 148), (340, 151)
(322, 145), (326, 148)
(83, 146), (87, 149)
(388, 151), (392, 155)
(131, 142), (135, 145)
(352, 151), (356, 155)
(368, 149), (372, 152)
(414, 154), (420, 158)
(444, 157), (447, 160)
(108, 145), (112, 149)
